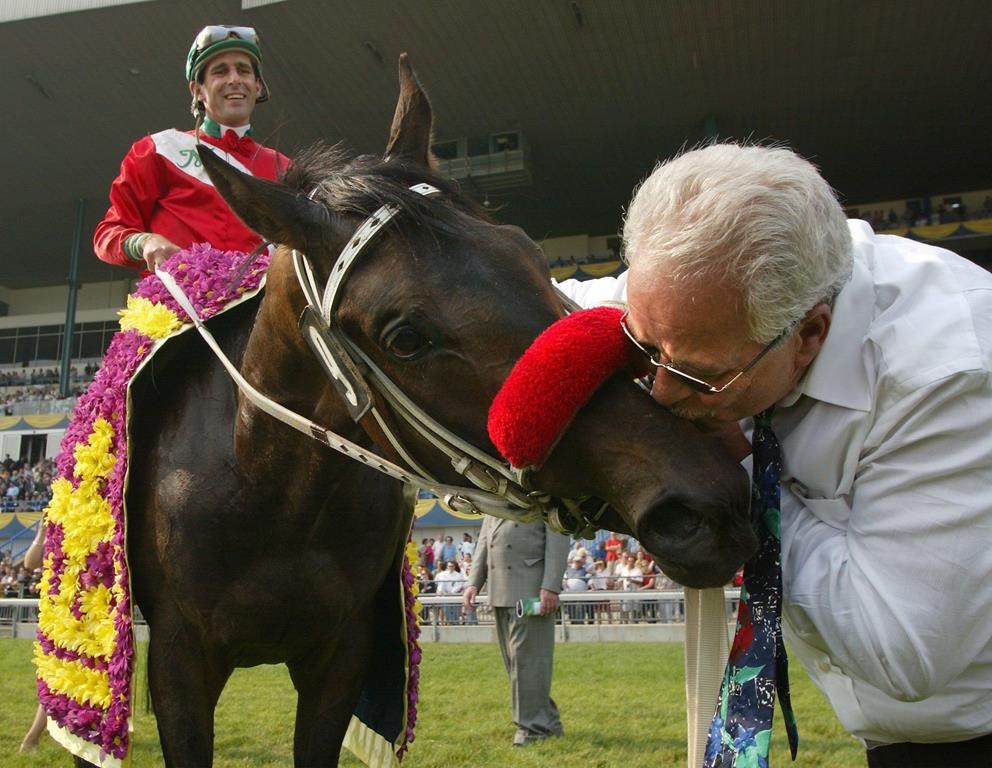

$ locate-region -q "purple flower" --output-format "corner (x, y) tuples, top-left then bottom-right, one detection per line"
(38, 245), (270, 762)
(396, 547), (422, 760)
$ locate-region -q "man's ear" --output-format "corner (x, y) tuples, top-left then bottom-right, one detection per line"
(794, 303), (832, 369)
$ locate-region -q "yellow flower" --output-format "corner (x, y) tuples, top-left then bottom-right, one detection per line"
(38, 568), (117, 658)
(44, 477), (72, 527)
(60, 489), (114, 560)
(73, 418), (116, 482)
(405, 540), (422, 602)
(80, 585), (116, 655)
(37, 414), (124, 660)
(35, 648), (111, 708)
(118, 295), (182, 339)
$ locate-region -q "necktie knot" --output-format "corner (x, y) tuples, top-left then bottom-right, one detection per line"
(222, 130), (252, 153)
(753, 408), (774, 429)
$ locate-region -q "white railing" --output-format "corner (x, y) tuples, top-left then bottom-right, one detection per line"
(1, 590), (741, 642)
(416, 589), (739, 642)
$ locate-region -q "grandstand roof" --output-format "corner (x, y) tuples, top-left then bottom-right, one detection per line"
(2, 0), (990, 291)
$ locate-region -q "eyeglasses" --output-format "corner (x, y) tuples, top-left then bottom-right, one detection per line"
(619, 310), (788, 395)
(194, 25), (259, 52)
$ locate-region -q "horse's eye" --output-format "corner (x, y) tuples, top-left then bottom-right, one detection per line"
(384, 326), (431, 360)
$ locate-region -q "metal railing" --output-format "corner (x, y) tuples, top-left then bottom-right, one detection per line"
(417, 589), (739, 626)
(1, 590), (741, 641)
(0, 598), (41, 638)
(2, 398), (76, 416)
(0, 598), (149, 639)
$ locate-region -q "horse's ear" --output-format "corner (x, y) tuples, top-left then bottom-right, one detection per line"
(199, 144), (323, 250)
(383, 53), (435, 169)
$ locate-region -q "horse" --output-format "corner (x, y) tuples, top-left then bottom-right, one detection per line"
(115, 55), (755, 766)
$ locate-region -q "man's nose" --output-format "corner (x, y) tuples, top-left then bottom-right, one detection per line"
(649, 369), (695, 408)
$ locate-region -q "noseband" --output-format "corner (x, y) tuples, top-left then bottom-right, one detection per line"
(158, 182), (605, 534)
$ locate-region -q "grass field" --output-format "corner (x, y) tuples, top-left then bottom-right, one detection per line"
(1, 639), (865, 767)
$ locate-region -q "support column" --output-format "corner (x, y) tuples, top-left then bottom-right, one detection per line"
(59, 198), (85, 398)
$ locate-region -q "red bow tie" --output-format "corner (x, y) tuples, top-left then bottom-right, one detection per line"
(222, 130), (252, 153)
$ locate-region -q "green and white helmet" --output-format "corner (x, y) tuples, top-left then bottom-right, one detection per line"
(186, 25), (270, 113)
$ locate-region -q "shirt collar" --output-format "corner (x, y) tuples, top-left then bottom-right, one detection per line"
(201, 117), (252, 139)
(779, 221), (874, 412)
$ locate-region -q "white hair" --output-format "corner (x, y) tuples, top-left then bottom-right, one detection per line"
(622, 143), (853, 343)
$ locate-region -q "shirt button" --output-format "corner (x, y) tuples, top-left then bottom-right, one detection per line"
(817, 658), (831, 673)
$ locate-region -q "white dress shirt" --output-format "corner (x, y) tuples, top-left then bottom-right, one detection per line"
(774, 221), (992, 744)
(558, 220), (992, 744)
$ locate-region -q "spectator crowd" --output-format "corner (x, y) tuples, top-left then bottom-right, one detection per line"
(413, 529), (721, 625)
(0, 364), (97, 415)
(0, 549), (42, 599)
(861, 194), (992, 232)
(0, 456), (55, 511)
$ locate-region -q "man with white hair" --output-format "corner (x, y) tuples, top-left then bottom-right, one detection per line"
(561, 143), (992, 766)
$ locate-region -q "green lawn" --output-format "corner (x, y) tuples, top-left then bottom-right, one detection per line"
(1, 639), (864, 767)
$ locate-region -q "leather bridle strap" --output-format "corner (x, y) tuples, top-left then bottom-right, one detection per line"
(317, 182), (440, 323)
(155, 181), (607, 534)
(154, 266), (545, 522)
(289, 182), (558, 519)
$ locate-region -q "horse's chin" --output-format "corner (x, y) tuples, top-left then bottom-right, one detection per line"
(633, 506), (758, 589)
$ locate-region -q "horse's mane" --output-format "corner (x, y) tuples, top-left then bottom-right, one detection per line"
(282, 142), (489, 228)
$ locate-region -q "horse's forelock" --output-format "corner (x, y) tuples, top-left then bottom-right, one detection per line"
(283, 141), (488, 227)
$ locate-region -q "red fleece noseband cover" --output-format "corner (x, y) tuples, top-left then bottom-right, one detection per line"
(487, 306), (644, 469)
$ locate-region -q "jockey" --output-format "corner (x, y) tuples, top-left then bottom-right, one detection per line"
(93, 24), (290, 274)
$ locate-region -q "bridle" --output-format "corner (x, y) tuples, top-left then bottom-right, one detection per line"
(157, 181), (609, 535)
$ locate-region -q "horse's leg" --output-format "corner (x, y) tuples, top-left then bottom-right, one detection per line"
(287, 619), (374, 767)
(146, 611), (232, 767)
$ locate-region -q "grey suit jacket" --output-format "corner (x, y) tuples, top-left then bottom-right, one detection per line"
(468, 515), (571, 608)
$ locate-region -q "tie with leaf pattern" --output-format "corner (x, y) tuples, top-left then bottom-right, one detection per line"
(702, 408), (798, 768)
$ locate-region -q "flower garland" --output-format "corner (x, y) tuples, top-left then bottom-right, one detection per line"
(35, 244), (269, 766)
(35, 242), (422, 766)
(398, 540), (423, 759)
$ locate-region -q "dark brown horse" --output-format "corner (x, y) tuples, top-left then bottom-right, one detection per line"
(122, 56), (754, 766)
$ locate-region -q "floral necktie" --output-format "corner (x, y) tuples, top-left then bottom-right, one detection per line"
(702, 408), (798, 768)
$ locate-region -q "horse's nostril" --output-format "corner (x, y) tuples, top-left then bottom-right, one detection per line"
(638, 502), (704, 544)
(633, 502), (744, 589)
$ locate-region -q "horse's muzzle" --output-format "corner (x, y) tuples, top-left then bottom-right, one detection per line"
(633, 499), (758, 589)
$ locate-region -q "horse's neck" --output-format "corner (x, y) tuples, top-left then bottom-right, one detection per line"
(234, 257), (358, 474)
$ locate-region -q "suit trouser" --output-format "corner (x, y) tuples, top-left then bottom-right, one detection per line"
(493, 606), (562, 735)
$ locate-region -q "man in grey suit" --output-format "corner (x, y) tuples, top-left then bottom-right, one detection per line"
(463, 515), (571, 747)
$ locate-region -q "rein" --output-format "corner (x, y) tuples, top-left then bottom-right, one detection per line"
(156, 183), (602, 533)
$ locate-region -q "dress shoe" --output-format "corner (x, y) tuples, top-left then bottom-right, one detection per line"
(512, 729), (545, 747)
(511, 727), (563, 747)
